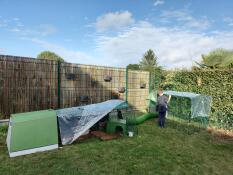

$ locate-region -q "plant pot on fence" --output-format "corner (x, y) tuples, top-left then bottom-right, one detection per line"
(112, 92), (119, 99)
(140, 83), (146, 89)
(118, 87), (126, 93)
(104, 75), (112, 82)
(79, 95), (89, 102)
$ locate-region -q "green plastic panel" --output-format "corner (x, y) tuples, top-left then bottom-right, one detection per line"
(9, 110), (58, 152)
(106, 119), (127, 135)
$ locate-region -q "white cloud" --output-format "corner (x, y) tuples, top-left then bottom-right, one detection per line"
(0, 17), (23, 28)
(10, 28), (21, 32)
(39, 24), (57, 36)
(0, 17), (23, 29)
(64, 38), (72, 42)
(223, 17), (233, 26)
(16, 22), (24, 27)
(9, 24), (57, 37)
(13, 17), (20, 21)
(160, 10), (210, 30)
(3, 10), (233, 69)
(96, 21), (233, 69)
(154, 0), (164, 7)
(26, 38), (92, 62)
(16, 17), (233, 69)
(0, 17), (8, 28)
(95, 11), (135, 31)
(21, 37), (108, 65)
(0, 48), (4, 54)
(1, 17), (56, 36)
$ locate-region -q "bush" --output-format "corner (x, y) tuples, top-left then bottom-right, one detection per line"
(0, 124), (8, 137)
(161, 69), (233, 130)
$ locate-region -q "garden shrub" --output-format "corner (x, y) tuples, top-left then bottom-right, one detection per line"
(161, 69), (233, 130)
(0, 124), (8, 138)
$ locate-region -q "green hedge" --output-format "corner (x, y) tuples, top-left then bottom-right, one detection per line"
(161, 69), (233, 130)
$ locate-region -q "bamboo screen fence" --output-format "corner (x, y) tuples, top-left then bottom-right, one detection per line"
(0, 55), (150, 119)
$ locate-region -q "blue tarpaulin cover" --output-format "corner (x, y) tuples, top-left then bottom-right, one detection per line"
(56, 100), (126, 145)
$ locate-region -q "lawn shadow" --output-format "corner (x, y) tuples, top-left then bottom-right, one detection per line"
(165, 117), (207, 135)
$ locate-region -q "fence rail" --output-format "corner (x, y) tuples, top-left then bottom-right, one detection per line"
(0, 55), (150, 119)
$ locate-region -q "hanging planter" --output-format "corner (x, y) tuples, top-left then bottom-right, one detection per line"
(112, 92), (119, 99)
(104, 75), (112, 82)
(79, 95), (89, 102)
(118, 87), (126, 93)
(65, 73), (76, 80)
(140, 83), (146, 89)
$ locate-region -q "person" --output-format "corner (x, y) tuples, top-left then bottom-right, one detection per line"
(156, 89), (171, 128)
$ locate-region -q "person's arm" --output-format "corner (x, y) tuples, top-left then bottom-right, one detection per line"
(167, 95), (172, 103)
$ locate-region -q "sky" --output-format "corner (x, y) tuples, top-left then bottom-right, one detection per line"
(0, 0), (233, 69)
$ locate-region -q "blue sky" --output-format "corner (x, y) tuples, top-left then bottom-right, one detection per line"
(0, 0), (233, 68)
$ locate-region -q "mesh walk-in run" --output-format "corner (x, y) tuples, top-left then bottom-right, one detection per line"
(163, 91), (212, 119)
(148, 90), (212, 128)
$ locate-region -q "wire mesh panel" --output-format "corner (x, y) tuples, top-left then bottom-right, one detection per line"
(148, 90), (212, 132)
(60, 63), (127, 108)
(60, 63), (150, 112)
(192, 95), (212, 118)
(167, 96), (192, 120)
(162, 91), (212, 131)
(128, 70), (150, 111)
(163, 91), (212, 119)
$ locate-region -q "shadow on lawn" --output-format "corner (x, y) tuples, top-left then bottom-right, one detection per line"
(165, 117), (207, 135)
(165, 117), (233, 141)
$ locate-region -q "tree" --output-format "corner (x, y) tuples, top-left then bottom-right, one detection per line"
(127, 64), (140, 70)
(37, 51), (64, 62)
(139, 49), (158, 71)
(139, 49), (163, 89)
(196, 48), (233, 69)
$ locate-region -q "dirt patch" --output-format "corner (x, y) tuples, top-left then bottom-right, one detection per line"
(77, 133), (93, 141)
(207, 127), (233, 141)
(91, 131), (120, 141)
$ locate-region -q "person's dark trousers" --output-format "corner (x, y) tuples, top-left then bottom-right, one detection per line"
(158, 111), (166, 127)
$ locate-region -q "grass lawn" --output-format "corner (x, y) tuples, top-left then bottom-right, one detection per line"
(0, 119), (232, 175)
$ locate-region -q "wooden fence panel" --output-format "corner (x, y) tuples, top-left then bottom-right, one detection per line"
(0, 55), (150, 119)
(0, 55), (58, 118)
